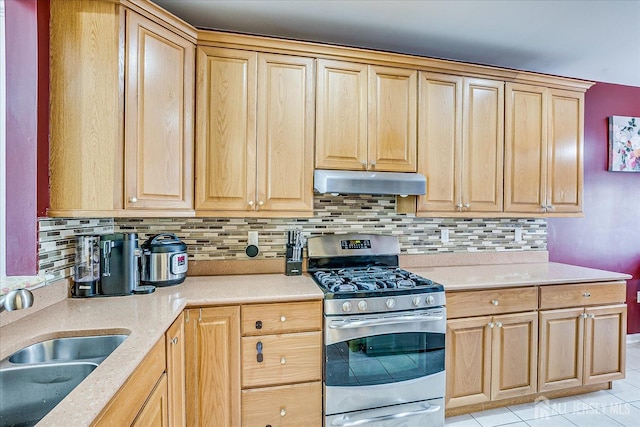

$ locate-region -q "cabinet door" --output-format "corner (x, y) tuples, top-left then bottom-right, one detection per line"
(316, 59), (368, 170)
(124, 11), (195, 211)
(504, 83), (547, 213)
(417, 72), (462, 213)
(462, 78), (504, 213)
(368, 65), (418, 172)
(491, 312), (537, 400)
(166, 313), (185, 427)
(132, 374), (169, 427)
(185, 307), (241, 427)
(446, 316), (492, 408)
(547, 89), (584, 213)
(584, 304), (626, 384)
(256, 53), (315, 213)
(538, 308), (584, 392)
(241, 382), (322, 427)
(195, 46), (257, 213)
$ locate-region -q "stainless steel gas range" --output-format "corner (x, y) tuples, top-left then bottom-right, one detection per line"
(307, 234), (446, 427)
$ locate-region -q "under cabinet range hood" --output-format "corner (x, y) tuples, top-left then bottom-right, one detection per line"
(314, 169), (426, 196)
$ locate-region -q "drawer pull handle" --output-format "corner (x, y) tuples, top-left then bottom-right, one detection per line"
(255, 320), (263, 329)
(280, 357), (286, 365)
(280, 316), (286, 322)
(280, 408), (286, 417)
(491, 300), (499, 306)
(256, 341), (263, 363)
(583, 292), (591, 297)
(488, 322), (495, 328)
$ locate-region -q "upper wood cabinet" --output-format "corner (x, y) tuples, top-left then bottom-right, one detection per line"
(48, 0), (195, 217)
(504, 83), (584, 215)
(417, 73), (504, 215)
(196, 47), (315, 217)
(316, 59), (417, 172)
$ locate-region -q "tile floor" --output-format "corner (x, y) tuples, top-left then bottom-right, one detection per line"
(446, 340), (640, 427)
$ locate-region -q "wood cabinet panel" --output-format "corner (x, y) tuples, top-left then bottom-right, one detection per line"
(241, 300), (322, 336)
(185, 307), (241, 427)
(539, 281), (627, 309)
(491, 312), (537, 400)
(368, 65), (418, 172)
(195, 46), (257, 212)
(446, 316), (492, 407)
(166, 313), (185, 427)
(241, 381), (322, 427)
(447, 287), (538, 319)
(241, 331), (322, 388)
(257, 54), (315, 212)
(132, 374), (169, 427)
(315, 59), (368, 170)
(584, 304), (626, 384)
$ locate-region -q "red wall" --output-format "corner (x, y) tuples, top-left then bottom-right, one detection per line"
(4, 0), (48, 275)
(548, 82), (640, 334)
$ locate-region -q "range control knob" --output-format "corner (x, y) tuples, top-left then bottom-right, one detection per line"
(358, 300), (368, 311)
(412, 296), (421, 307)
(386, 298), (396, 309)
(426, 295), (435, 305)
(342, 301), (353, 312)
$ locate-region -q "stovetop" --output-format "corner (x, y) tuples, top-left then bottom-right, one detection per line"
(312, 266), (444, 299)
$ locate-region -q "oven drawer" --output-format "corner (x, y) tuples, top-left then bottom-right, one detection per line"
(241, 381), (322, 427)
(242, 331), (322, 388)
(242, 300), (322, 336)
(447, 287), (538, 318)
(539, 281), (626, 309)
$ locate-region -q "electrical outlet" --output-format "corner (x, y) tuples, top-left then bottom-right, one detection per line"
(514, 227), (523, 242)
(637, 291), (640, 303)
(440, 229), (449, 243)
(248, 231), (258, 246)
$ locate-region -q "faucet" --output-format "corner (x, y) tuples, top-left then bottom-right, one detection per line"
(0, 289), (34, 313)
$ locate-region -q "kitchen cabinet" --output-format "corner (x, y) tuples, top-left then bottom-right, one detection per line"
(48, 0), (195, 217)
(538, 282), (626, 392)
(315, 59), (417, 172)
(185, 306), (241, 427)
(195, 46), (314, 217)
(417, 73), (504, 215)
(504, 83), (584, 214)
(93, 337), (167, 426)
(166, 313), (186, 427)
(446, 287), (538, 408)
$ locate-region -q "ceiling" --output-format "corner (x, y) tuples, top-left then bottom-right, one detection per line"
(152, 0), (640, 88)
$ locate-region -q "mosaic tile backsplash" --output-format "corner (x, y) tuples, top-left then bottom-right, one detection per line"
(38, 195), (546, 282)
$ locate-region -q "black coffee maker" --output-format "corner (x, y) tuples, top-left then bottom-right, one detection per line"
(99, 233), (140, 296)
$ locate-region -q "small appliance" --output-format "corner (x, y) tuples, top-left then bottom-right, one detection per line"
(72, 235), (100, 297)
(140, 233), (188, 286)
(99, 233), (140, 296)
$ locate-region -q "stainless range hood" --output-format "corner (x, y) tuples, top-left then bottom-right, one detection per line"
(314, 169), (426, 196)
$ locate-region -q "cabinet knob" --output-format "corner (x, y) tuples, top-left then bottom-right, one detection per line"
(258, 200), (264, 206)
(280, 357), (286, 365)
(280, 408), (286, 417)
(464, 203), (470, 209)
(255, 320), (263, 329)
(360, 160), (367, 169)
(456, 203), (463, 211)
(129, 197), (138, 203)
(583, 292), (591, 298)
(248, 200), (255, 206)
(280, 315), (286, 322)
(491, 300), (499, 306)
(588, 313), (595, 319)
(370, 161), (376, 169)
(488, 322), (495, 328)
(496, 321), (503, 328)
(171, 337), (178, 345)
(579, 313), (587, 319)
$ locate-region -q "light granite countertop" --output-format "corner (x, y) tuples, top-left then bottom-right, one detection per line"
(0, 262), (631, 426)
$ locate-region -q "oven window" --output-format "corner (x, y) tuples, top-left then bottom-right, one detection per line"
(325, 332), (445, 387)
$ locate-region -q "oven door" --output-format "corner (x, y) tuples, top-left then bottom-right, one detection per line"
(324, 308), (446, 416)
(326, 398), (444, 427)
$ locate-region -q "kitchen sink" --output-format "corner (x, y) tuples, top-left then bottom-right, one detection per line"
(7, 334), (128, 365)
(0, 362), (97, 427)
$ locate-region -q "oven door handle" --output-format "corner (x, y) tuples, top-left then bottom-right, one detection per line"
(329, 315), (444, 329)
(330, 403), (441, 426)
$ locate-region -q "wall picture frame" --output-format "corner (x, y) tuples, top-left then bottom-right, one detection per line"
(608, 115), (640, 172)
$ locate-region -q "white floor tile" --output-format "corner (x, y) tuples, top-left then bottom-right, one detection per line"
(607, 379), (640, 403)
(507, 402), (556, 421)
(446, 413), (482, 426)
(470, 407), (520, 427)
(525, 414), (577, 427)
(598, 402), (640, 427)
(544, 396), (590, 415)
(624, 369), (640, 384)
(578, 390), (626, 409)
(563, 411), (624, 426)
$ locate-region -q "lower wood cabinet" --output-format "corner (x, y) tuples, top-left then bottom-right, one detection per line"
(132, 374), (169, 427)
(166, 313), (186, 427)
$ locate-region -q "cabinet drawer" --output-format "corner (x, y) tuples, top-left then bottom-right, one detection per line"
(242, 331), (322, 388)
(241, 381), (322, 427)
(540, 281), (626, 309)
(447, 287), (538, 319)
(242, 300), (322, 336)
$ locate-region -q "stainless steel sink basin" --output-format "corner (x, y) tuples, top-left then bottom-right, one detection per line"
(7, 334), (128, 365)
(0, 362), (97, 427)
